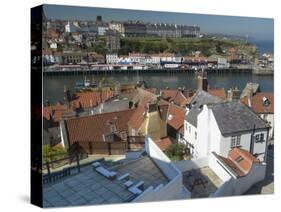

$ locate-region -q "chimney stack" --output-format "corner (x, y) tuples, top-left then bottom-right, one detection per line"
(197, 69), (208, 91)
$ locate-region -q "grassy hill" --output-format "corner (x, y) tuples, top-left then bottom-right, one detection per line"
(118, 37), (253, 57)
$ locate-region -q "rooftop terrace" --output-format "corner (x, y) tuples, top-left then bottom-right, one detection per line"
(43, 155), (168, 207)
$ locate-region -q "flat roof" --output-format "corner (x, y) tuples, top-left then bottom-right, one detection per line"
(43, 164), (135, 207)
(113, 156), (169, 189)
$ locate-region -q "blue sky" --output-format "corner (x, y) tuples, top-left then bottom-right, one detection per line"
(43, 4), (274, 41)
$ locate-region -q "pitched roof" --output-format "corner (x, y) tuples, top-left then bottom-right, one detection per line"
(154, 137), (173, 151)
(208, 88), (226, 100)
(210, 101), (269, 136)
(161, 89), (189, 106)
(65, 109), (136, 144)
(240, 92), (274, 114)
(71, 90), (115, 109)
(185, 89), (223, 127)
(43, 103), (68, 122)
(127, 104), (146, 129)
(167, 103), (185, 130)
(214, 148), (258, 177)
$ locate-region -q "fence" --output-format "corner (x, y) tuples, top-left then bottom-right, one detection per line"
(76, 136), (145, 155)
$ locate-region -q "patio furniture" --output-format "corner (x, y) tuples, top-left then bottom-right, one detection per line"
(118, 173), (130, 181)
(96, 166), (117, 179)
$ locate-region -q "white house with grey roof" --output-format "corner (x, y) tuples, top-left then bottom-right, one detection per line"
(183, 89), (222, 155)
(185, 99), (270, 162)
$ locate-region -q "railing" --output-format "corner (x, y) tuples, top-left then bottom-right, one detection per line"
(78, 136), (145, 155)
(42, 152), (87, 184)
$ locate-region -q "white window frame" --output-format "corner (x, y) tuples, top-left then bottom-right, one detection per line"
(231, 135), (241, 148)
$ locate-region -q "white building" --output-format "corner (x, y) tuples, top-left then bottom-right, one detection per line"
(129, 53), (146, 64)
(106, 53), (119, 64)
(217, 57), (230, 69)
(49, 42), (57, 49)
(184, 90), (270, 162)
(98, 26), (109, 36)
(174, 147), (266, 197)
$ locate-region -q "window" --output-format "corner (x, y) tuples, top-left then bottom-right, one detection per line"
(231, 135), (241, 148)
(195, 132), (197, 140)
(185, 123), (188, 131)
(255, 133), (265, 143)
(236, 135), (241, 146)
(235, 156), (244, 163)
(189, 126), (191, 134)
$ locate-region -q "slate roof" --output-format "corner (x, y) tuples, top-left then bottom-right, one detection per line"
(185, 89), (223, 127)
(210, 101), (269, 136)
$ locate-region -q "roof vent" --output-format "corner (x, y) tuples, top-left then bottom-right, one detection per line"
(262, 97), (270, 106)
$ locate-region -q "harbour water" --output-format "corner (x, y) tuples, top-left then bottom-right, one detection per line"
(43, 72), (274, 104)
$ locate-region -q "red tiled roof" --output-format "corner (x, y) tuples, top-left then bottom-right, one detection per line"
(215, 148), (258, 177)
(145, 88), (157, 94)
(154, 137), (173, 151)
(208, 88), (226, 100)
(127, 104), (146, 130)
(167, 103), (185, 130)
(240, 92), (274, 114)
(71, 90), (115, 109)
(161, 89), (189, 106)
(43, 103), (68, 122)
(65, 109), (136, 145)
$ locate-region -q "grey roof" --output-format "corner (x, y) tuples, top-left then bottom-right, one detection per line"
(210, 101), (269, 136)
(186, 89), (223, 127)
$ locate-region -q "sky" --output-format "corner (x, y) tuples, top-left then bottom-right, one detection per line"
(43, 4), (274, 41)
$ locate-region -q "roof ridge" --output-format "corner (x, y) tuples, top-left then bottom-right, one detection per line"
(66, 108), (136, 121)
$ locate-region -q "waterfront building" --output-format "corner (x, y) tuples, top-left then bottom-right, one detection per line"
(106, 53), (119, 64)
(129, 53), (147, 64)
(217, 57), (230, 69)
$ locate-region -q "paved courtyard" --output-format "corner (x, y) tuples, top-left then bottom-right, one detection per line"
(183, 167), (222, 198)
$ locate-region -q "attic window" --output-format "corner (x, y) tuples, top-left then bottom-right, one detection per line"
(235, 156), (244, 163)
(262, 97), (270, 106)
